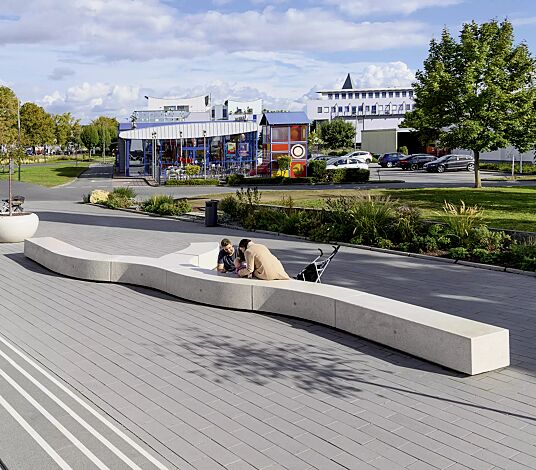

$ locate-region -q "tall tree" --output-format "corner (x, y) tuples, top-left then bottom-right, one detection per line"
(91, 116), (119, 158)
(54, 112), (80, 150)
(0, 86), (19, 146)
(402, 20), (536, 187)
(20, 102), (55, 146)
(318, 119), (355, 149)
(80, 125), (100, 155)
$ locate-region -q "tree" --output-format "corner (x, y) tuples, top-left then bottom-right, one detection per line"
(20, 102), (55, 146)
(54, 112), (80, 150)
(80, 125), (100, 156)
(308, 129), (323, 154)
(0, 86), (19, 146)
(318, 119), (355, 149)
(91, 116), (118, 158)
(402, 20), (536, 188)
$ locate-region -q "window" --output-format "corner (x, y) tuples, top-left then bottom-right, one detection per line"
(371, 105), (377, 114)
(406, 104), (411, 111)
(358, 105), (363, 113)
(317, 107), (323, 113)
(291, 125), (307, 141)
(399, 104), (404, 111)
(324, 107), (330, 113)
(271, 127), (289, 142)
(375, 92), (380, 98)
(334, 93), (339, 99)
(361, 92), (367, 99)
(328, 93), (333, 99)
(368, 92), (373, 98)
(332, 106), (336, 112)
(402, 91), (407, 97)
(395, 91), (400, 97)
(385, 105), (390, 113)
(409, 90), (414, 97)
(338, 106), (343, 112)
(345, 106), (350, 112)
(388, 92), (394, 98)
(347, 93), (354, 99)
(382, 92), (387, 98)
(342, 93), (347, 99)
(378, 105), (383, 113)
(365, 105), (370, 113)
(351, 106), (357, 114)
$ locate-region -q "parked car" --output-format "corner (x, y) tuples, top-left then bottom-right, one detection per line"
(309, 155), (331, 162)
(342, 150), (373, 163)
(326, 156), (368, 170)
(398, 154), (437, 170)
(423, 154), (475, 173)
(378, 152), (405, 168)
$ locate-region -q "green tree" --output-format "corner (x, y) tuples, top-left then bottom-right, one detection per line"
(54, 112), (80, 150)
(0, 86), (19, 146)
(20, 102), (55, 146)
(91, 116), (118, 158)
(80, 125), (100, 156)
(318, 119), (355, 149)
(308, 129), (323, 154)
(402, 20), (536, 188)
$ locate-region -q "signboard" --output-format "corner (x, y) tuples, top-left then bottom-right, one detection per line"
(238, 142), (249, 158)
(226, 142), (236, 156)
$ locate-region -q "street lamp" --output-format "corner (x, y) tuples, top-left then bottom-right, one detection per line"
(203, 130), (207, 179)
(151, 131), (157, 181)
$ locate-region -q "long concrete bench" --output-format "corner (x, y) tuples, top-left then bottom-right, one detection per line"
(24, 237), (509, 375)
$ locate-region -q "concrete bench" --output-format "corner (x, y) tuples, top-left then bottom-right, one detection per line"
(24, 237), (509, 375)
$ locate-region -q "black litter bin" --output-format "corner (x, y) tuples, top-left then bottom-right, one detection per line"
(205, 200), (219, 227)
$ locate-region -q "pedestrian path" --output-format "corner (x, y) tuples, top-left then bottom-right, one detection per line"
(1, 201), (536, 469)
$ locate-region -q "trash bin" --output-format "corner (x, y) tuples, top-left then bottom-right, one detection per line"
(205, 200), (218, 227)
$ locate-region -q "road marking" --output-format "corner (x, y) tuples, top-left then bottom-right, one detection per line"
(0, 393), (73, 470)
(0, 335), (170, 470)
(0, 368), (110, 469)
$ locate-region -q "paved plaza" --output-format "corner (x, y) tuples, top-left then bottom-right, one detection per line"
(1, 199), (536, 469)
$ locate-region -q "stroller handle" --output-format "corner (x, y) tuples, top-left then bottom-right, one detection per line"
(317, 248), (323, 257)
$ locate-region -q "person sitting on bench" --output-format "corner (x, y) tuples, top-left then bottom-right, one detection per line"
(237, 239), (290, 280)
(216, 238), (238, 273)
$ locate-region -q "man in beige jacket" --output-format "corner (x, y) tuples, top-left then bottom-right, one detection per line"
(237, 239), (290, 280)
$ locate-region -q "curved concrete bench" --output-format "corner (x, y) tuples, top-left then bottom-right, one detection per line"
(24, 237), (509, 375)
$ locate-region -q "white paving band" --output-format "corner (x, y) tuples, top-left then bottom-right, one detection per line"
(0, 392), (73, 470)
(0, 334), (170, 470)
(0, 367), (110, 470)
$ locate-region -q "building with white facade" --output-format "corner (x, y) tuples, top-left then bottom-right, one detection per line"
(306, 74), (415, 145)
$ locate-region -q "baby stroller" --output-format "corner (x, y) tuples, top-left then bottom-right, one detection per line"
(296, 245), (340, 283)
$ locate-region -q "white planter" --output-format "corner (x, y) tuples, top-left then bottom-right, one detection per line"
(0, 213), (39, 243)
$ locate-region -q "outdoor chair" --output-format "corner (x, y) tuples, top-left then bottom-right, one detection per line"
(1, 195), (25, 214)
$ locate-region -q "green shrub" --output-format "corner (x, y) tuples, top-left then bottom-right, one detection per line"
(219, 195), (240, 219)
(185, 164), (200, 176)
(111, 187), (136, 199)
(342, 168), (369, 183)
(104, 193), (132, 209)
(142, 195), (191, 215)
(377, 238), (394, 249)
(469, 225), (511, 252)
(472, 248), (499, 264)
(442, 201), (483, 247)
(227, 174), (245, 186)
(326, 168), (346, 183)
(480, 162), (536, 175)
(398, 146), (409, 155)
(508, 239), (536, 271)
(347, 195), (397, 245)
(82, 193), (90, 203)
(277, 155), (291, 172)
(448, 247), (470, 259)
(165, 178), (219, 186)
(392, 205), (422, 243)
(307, 159), (327, 179)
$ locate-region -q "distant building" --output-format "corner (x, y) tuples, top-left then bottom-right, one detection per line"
(306, 73), (415, 146)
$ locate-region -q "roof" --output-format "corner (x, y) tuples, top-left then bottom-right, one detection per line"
(342, 73), (353, 90)
(118, 120), (258, 140)
(260, 112), (309, 126)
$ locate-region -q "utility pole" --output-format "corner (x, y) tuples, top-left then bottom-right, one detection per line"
(17, 99), (21, 182)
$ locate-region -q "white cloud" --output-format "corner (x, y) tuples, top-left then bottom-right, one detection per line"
(323, 0), (462, 16)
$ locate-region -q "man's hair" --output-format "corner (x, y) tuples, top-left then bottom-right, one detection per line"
(220, 238), (232, 247)
(239, 239), (251, 249)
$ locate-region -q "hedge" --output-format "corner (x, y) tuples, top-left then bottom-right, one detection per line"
(227, 169), (369, 186)
(165, 178), (220, 186)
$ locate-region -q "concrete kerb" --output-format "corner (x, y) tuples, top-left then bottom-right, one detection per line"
(24, 237), (510, 375)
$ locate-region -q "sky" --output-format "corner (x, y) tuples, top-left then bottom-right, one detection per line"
(0, 0), (534, 123)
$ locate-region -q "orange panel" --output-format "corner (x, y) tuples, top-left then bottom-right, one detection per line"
(271, 143), (289, 152)
(290, 161), (307, 178)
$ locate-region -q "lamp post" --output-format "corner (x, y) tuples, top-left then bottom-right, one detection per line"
(151, 131), (157, 181)
(179, 130), (183, 168)
(203, 130), (207, 179)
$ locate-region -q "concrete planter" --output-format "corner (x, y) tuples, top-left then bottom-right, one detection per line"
(0, 213), (39, 243)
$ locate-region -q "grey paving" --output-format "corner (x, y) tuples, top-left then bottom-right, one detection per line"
(0, 200), (535, 469)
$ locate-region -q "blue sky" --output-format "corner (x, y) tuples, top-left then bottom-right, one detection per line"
(1, 0), (534, 123)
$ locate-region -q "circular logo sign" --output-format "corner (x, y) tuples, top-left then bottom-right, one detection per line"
(290, 144), (305, 159)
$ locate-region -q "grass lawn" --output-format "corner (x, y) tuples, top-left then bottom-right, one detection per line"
(0, 162), (91, 187)
(192, 187), (536, 232)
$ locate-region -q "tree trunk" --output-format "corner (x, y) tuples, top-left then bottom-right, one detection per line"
(474, 149), (481, 188)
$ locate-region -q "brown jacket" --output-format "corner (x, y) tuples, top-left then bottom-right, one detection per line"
(239, 243), (290, 280)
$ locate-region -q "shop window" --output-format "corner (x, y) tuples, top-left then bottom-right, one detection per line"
(271, 126), (289, 142)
